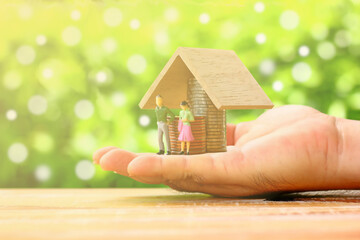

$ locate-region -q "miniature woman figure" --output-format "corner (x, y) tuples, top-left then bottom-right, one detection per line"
(178, 101), (195, 155)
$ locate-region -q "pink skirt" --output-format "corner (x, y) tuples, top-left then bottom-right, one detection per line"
(178, 124), (195, 141)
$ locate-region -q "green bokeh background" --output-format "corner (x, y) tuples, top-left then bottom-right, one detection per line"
(0, 0), (359, 188)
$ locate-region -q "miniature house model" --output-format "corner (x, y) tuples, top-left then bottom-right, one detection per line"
(139, 47), (273, 154)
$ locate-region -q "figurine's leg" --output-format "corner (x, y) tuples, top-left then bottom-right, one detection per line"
(181, 141), (185, 152)
(186, 141), (190, 153)
(163, 124), (171, 152)
(157, 123), (164, 151)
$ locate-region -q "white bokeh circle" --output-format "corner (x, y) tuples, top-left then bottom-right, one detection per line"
(254, 2), (265, 13)
(16, 45), (36, 65)
(317, 41), (336, 60)
(280, 10), (299, 30)
(164, 7), (179, 22)
(298, 45), (310, 57)
(104, 8), (123, 27)
(272, 80), (284, 92)
(62, 26), (82, 46)
(18, 4), (33, 20)
(154, 31), (169, 46)
(220, 21), (240, 39)
(259, 59), (275, 76)
(96, 71), (107, 83)
(71, 10), (81, 21)
(102, 38), (118, 53)
(8, 143), (28, 164)
(35, 165), (51, 182)
(6, 109), (17, 121)
(28, 95), (48, 115)
(127, 54), (147, 75)
(130, 19), (140, 30)
(342, 13), (358, 30)
(42, 68), (53, 79)
(74, 100), (94, 119)
(3, 71), (22, 90)
(199, 13), (210, 24)
(75, 160), (96, 180)
(334, 30), (351, 48)
(139, 115), (150, 127)
(255, 33), (266, 44)
(292, 62), (312, 83)
(36, 35), (47, 45)
(111, 92), (126, 107)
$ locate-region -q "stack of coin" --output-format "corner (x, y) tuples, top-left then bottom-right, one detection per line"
(187, 77), (227, 153)
(168, 116), (206, 155)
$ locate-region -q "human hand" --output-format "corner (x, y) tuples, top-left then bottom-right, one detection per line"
(93, 105), (360, 197)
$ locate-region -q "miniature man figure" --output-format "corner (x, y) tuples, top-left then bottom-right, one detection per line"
(155, 95), (175, 155)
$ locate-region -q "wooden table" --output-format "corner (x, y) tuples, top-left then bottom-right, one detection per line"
(0, 188), (359, 239)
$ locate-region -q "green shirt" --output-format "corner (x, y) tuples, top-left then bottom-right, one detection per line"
(179, 109), (194, 126)
(155, 106), (175, 122)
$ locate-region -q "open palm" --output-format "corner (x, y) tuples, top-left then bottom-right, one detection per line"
(93, 105), (343, 197)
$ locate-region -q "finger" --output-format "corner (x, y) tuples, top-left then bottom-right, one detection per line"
(127, 146), (249, 185)
(237, 105), (321, 146)
(233, 121), (253, 144)
(227, 122), (253, 145)
(99, 148), (138, 175)
(98, 149), (158, 175)
(226, 123), (236, 145)
(93, 146), (118, 164)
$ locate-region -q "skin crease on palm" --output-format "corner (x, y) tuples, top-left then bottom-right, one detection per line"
(93, 105), (360, 197)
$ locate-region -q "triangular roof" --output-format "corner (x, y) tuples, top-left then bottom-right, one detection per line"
(139, 47), (273, 110)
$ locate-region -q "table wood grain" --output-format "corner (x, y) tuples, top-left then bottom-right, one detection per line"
(0, 188), (359, 239)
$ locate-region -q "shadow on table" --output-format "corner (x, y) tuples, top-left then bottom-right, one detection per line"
(103, 190), (360, 207)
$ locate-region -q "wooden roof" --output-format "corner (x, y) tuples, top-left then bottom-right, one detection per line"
(139, 47), (273, 110)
